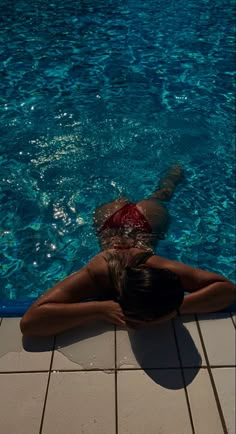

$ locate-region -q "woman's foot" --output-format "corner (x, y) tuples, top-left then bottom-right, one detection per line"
(165, 164), (184, 185)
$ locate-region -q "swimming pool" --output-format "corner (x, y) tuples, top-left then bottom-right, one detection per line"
(0, 0), (235, 315)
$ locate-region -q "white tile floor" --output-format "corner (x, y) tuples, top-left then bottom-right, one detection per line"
(0, 313), (235, 434)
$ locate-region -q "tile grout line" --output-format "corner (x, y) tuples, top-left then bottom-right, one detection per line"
(172, 319), (195, 434)
(195, 315), (228, 434)
(114, 326), (118, 434)
(230, 313), (236, 329)
(39, 335), (56, 434)
(1, 365), (235, 375)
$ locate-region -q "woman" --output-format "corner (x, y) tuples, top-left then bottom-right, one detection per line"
(20, 165), (235, 336)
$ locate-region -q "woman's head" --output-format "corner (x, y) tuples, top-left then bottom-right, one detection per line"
(106, 252), (184, 320)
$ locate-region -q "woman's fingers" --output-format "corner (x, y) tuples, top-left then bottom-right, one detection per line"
(116, 317), (127, 327)
(115, 311), (127, 327)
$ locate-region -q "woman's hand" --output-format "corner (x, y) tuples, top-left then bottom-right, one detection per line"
(98, 301), (127, 327)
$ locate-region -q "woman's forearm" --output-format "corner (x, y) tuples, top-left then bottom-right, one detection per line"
(20, 301), (104, 337)
(179, 281), (236, 314)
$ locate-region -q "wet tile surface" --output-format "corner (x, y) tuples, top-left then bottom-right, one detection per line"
(1, 314), (235, 434)
(0, 372), (48, 434)
(53, 321), (115, 371)
(42, 371), (116, 434)
(0, 318), (53, 372)
(117, 369), (192, 434)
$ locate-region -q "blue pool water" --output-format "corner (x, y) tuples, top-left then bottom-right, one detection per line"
(0, 0), (235, 315)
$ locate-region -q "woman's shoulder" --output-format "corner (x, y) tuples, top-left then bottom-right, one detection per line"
(86, 252), (112, 291)
(145, 254), (177, 268)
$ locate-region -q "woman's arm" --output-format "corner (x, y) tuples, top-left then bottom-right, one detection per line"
(151, 256), (236, 314)
(20, 262), (126, 336)
(20, 301), (104, 337)
(179, 281), (236, 314)
(20, 265), (103, 336)
(20, 266), (101, 336)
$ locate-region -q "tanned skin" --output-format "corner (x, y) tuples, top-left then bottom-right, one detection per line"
(20, 166), (236, 337)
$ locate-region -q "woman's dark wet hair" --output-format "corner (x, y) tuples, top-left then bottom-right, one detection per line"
(106, 252), (184, 320)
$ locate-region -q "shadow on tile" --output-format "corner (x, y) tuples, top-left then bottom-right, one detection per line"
(21, 322), (112, 353)
(22, 335), (54, 352)
(196, 312), (233, 321)
(221, 302), (236, 313)
(127, 321), (201, 389)
(53, 322), (115, 369)
(54, 322), (114, 348)
(141, 369), (186, 390)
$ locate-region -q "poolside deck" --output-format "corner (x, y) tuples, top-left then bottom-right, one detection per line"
(0, 313), (235, 434)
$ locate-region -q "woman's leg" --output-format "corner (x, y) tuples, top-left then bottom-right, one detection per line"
(136, 165), (183, 238)
(148, 164), (183, 201)
(93, 165), (183, 236)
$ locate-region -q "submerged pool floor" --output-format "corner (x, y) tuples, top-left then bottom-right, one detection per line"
(0, 0), (235, 313)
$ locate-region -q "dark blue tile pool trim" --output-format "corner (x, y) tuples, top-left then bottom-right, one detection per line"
(0, 300), (235, 318)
